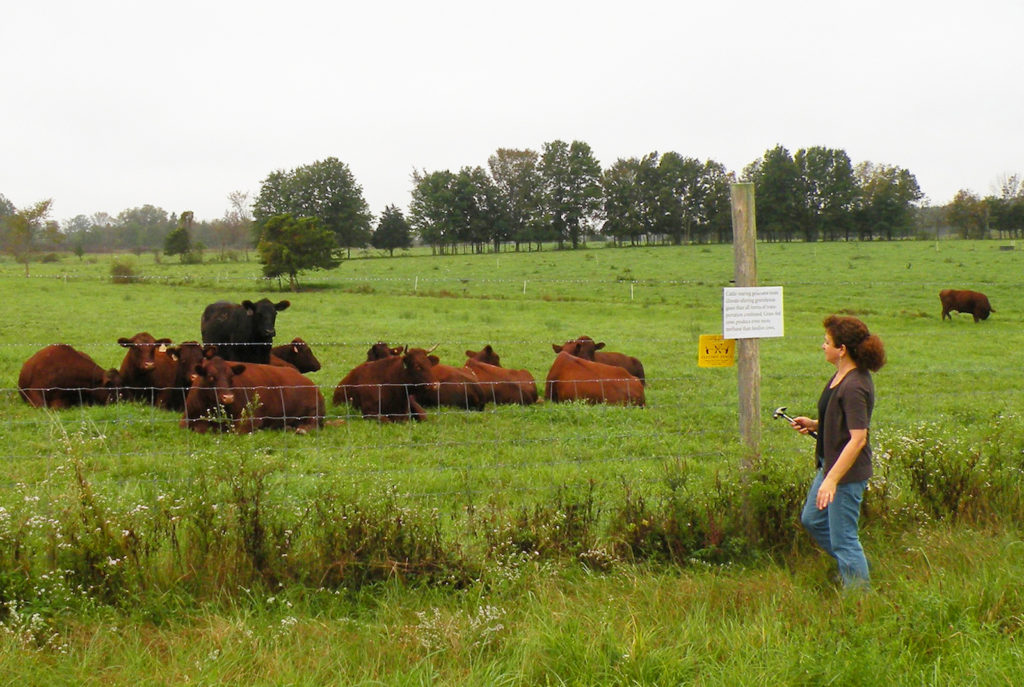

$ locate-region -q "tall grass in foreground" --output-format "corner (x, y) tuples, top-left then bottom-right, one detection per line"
(0, 526), (1021, 685)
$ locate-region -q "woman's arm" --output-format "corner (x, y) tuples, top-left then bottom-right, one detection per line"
(790, 416), (818, 434)
(815, 428), (867, 510)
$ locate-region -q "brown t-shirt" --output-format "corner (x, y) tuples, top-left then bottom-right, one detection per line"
(817, 367), (874, 483)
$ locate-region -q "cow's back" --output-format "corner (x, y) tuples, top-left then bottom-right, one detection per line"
(594, 351), (645, 385)
(18, 344), (114, 408)
(333, 357), (408, 418)
(230, 363), (324, 431)
(419, 363), (485, 410)
(464, 359), (538, 405)
(546, 352), (644, 406)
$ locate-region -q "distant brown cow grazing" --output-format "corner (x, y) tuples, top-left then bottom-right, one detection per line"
(18, 344), (122, 408)
(940, 289), (994, 322)
(464, 346), (539, 405)
(333, 346), (440, 422)
(181, 357), (324, 434)
(118, 332), (173, 401)
(545, 351), (645, 406)
(270, 337), (321, 373)
(553, 336), (646, 385)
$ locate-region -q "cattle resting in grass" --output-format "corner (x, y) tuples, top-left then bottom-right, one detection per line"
(333, 346), (440, 421)
(417, 352), (487, 411)
(361, 343), (486, 411)
(147, 341), (213, 411)
(463, 346), (539, 405)
(545, 351), (645, 406)
(180, 356), (324, 434)
(270, 337), (321, 373)
(200, 298), (290, 364)
(18, 344), (123, 408)
(553, 335), (646, 385)
(940, 289), (994, 322)
(118, 332), (174, 402)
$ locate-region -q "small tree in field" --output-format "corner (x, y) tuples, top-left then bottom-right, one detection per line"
(257, 214), (340, 290)
(164, 210), (194, 261)
(371, 205), (413, 256)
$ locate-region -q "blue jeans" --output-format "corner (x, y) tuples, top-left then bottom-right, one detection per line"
(800, 469), (869, 588)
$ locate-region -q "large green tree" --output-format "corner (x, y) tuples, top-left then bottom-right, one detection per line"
(854, 163), (923, 239)
(601, 156), (646, 245)
(253, 158), (372, 256)
(0, 199), (53, 276)
(256, 214), (340, 291)
(409, 169), (458, 253)
(539, 140), (603, 249)
(744, 145), (803, 242)
(488, 148), (543, 251)
(946, 189), (988, 239)
(371, 205), (413, 256)
(794, 146), (858, 241)
(452, 166), (507, 253)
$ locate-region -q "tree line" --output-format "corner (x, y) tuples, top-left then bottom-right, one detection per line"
(4, 141), (1024, 279)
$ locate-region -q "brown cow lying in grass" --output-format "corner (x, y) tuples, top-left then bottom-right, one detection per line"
(553, 335), (646, 385)
(545, 351), (645, 406)
(333, 346), (440, 421)
(464, 345), (539, 405)
(18, 344), (122, 408)
(181, 356), (324, 434)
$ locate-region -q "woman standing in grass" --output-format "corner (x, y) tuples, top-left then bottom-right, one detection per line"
(789, 315), (886, 589)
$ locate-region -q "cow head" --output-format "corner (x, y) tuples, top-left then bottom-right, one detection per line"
(402, 347), (441, 394)
(466, 345), (501, 366)
(173, 342), (211, 385)
(194, 356), (246, 406)
(284, 337), (321, 372)
(553, 336), (604, 360)
(367, 341), (403, 361)
(243, 298), (290, 340)
(119, 332), (173, 371)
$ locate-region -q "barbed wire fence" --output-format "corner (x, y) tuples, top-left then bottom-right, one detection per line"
(2, 265), (1021, 510)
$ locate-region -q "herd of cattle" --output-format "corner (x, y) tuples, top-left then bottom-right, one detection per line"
(16, 298), (647, 433)
(15, 289), (993, 433)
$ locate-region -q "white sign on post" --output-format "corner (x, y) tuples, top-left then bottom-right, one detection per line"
(722, 286), (784, 339)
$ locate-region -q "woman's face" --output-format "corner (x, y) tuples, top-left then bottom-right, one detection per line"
(822, 331), (844, 366)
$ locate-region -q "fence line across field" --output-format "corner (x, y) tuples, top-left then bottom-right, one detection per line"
(5, 270), (1012, 291)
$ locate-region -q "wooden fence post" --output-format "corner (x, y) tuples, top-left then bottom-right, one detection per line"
(731, 183), (760, 460)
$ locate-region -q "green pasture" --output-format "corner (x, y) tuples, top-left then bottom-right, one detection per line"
(1, 240), (1023, 684)
(1, 239), (1021, 531)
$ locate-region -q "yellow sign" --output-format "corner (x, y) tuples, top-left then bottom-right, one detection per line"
(698, 334), (735, 368)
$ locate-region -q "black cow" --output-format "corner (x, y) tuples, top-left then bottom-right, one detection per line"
(200, 298), (290, 364)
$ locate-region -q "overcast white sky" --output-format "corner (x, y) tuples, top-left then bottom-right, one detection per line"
(2, 1), (1021, 223)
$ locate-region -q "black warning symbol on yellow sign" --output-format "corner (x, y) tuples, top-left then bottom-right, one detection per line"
(698, 334), (735, 368)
